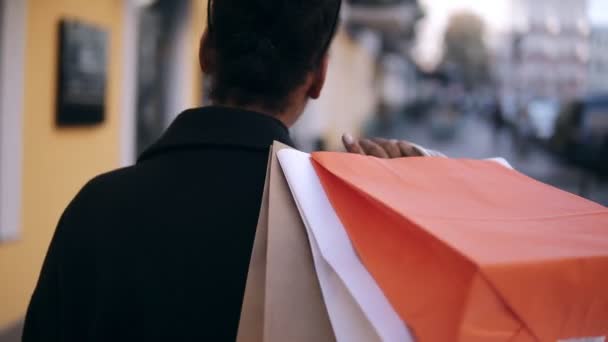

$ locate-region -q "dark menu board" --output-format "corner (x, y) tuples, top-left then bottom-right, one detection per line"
(56, 19), (108, 126)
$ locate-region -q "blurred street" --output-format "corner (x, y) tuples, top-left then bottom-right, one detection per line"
(370, 112), (608, 206)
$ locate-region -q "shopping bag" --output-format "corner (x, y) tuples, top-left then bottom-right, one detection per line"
(277, 148), (414, 342)
(236, 143), (335, 342)
(238, 143), (415, 342)
(311, 152), (608, 342)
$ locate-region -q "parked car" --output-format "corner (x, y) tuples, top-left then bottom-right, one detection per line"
(552, 95), (608, 172)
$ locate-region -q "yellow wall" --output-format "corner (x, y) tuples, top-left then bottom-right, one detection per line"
(0, 0), (124, 327)
(320, 29), (378, 150)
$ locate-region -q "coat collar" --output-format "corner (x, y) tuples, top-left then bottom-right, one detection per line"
(138, 106), (294, 163)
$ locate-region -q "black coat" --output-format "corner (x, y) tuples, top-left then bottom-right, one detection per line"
(23, 106), (295, 342)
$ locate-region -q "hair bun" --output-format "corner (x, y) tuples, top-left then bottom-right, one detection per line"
(220, 32), (281, 90)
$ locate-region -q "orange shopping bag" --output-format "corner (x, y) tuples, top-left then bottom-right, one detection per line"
(311, 153), (608, 342)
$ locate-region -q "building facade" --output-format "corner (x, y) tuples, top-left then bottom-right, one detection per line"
(587, 27), (608, 94)
(500, 0), (590, 106)
(0, 0), (206, 338)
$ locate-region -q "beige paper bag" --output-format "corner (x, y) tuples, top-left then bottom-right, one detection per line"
(237, 142), (335, 342)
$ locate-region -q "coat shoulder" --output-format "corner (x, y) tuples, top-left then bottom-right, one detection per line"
(61, 165), (140, 224)
(77, 165), (139, 202)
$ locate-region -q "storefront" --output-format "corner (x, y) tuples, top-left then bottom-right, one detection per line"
(0, 1), (205, 338)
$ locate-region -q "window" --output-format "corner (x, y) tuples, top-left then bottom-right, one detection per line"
(0, 0), (26, 241)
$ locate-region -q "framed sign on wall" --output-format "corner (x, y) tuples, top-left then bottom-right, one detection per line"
(56, 19), (108, 126)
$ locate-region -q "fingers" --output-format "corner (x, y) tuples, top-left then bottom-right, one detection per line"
(343, 134), (428, 159)
(342, 134), (365, 155)
(359, 139), (390, 158)
(371, 138), (402, 158)
(397, 140), (424, 157)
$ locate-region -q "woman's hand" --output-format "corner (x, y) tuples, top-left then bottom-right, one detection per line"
(342, 134), (425, 158)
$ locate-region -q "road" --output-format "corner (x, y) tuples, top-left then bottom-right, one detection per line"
(368, 112), (608, 206)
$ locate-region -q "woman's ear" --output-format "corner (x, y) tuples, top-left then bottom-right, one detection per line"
(199, 30), (215, 74)
(307, 54), (329, 100)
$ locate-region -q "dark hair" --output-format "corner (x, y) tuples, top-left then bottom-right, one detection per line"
(205, 0), (342, 112)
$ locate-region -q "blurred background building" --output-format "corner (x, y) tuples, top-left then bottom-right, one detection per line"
(1, 0), (608, 340)
(494, 0), (590, 123)
(588, 26), (608, 94)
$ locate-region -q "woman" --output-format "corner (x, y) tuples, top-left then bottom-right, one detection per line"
(23, 0), (432, 341)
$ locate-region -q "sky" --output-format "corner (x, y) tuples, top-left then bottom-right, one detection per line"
(588, 0), (608, 26)
(413, 0), (608, 69)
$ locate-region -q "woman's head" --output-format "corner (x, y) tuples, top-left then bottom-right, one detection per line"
(201, 0), (341, 121)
